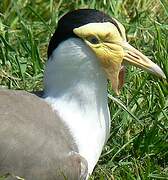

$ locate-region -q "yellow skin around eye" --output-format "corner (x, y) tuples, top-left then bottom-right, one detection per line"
(73, 22), (125, 94)
(73, 21), (166, 94)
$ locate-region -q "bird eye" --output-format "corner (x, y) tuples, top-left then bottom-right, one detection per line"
(87, 36), (99, 44)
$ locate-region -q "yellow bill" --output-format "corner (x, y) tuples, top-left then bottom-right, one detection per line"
(73, 20), (166, 95)
(122, 42), (166, 78)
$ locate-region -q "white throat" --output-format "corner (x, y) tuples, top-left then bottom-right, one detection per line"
(44, 38), (110, 175)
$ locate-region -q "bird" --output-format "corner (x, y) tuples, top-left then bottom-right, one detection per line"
(0, 9), (166, 180)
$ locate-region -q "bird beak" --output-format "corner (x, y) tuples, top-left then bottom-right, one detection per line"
(73, 22), (166, 95)
(107, 41), (166, 95)
(100, 41), (166, 95)
(122, 41), (166, 79)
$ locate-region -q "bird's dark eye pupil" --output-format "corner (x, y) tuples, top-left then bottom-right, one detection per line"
(88, 36), (99, 44)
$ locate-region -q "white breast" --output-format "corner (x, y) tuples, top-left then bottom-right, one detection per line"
(43, 38), (111, 175)
(45, 96), (110, 175)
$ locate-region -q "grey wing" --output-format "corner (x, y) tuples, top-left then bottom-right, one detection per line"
(0, 89), (88, 180)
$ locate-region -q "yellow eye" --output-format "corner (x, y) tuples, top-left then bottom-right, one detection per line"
(87, 36), (99, 44)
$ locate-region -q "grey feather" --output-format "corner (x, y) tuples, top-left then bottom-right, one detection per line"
(0, 89), (88, 180)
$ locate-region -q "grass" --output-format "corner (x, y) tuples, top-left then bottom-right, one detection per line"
(0, 0), (168, 179)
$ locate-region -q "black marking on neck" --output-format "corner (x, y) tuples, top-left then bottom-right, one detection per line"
(48, 9), (122, 58)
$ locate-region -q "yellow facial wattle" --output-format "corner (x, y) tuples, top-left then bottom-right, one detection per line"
(73, 20), (166, 94)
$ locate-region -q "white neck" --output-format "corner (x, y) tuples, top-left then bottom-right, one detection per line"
(43, 38), (110, 175)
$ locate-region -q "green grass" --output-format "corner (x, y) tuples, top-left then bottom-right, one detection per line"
(0, 0), (168, 179)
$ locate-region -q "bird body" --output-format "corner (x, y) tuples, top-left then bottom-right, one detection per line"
(0, 89), (87, 180)
(44, 38), (111, 174)
(0, 9), (166, 180)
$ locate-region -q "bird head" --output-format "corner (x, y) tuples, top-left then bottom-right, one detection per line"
(48, 9), (166, 95)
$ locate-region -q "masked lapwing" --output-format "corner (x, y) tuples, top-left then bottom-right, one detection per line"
(0, 9), (166, 180)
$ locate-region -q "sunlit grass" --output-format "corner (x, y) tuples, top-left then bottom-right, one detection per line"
(0, 0), (168, 179)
